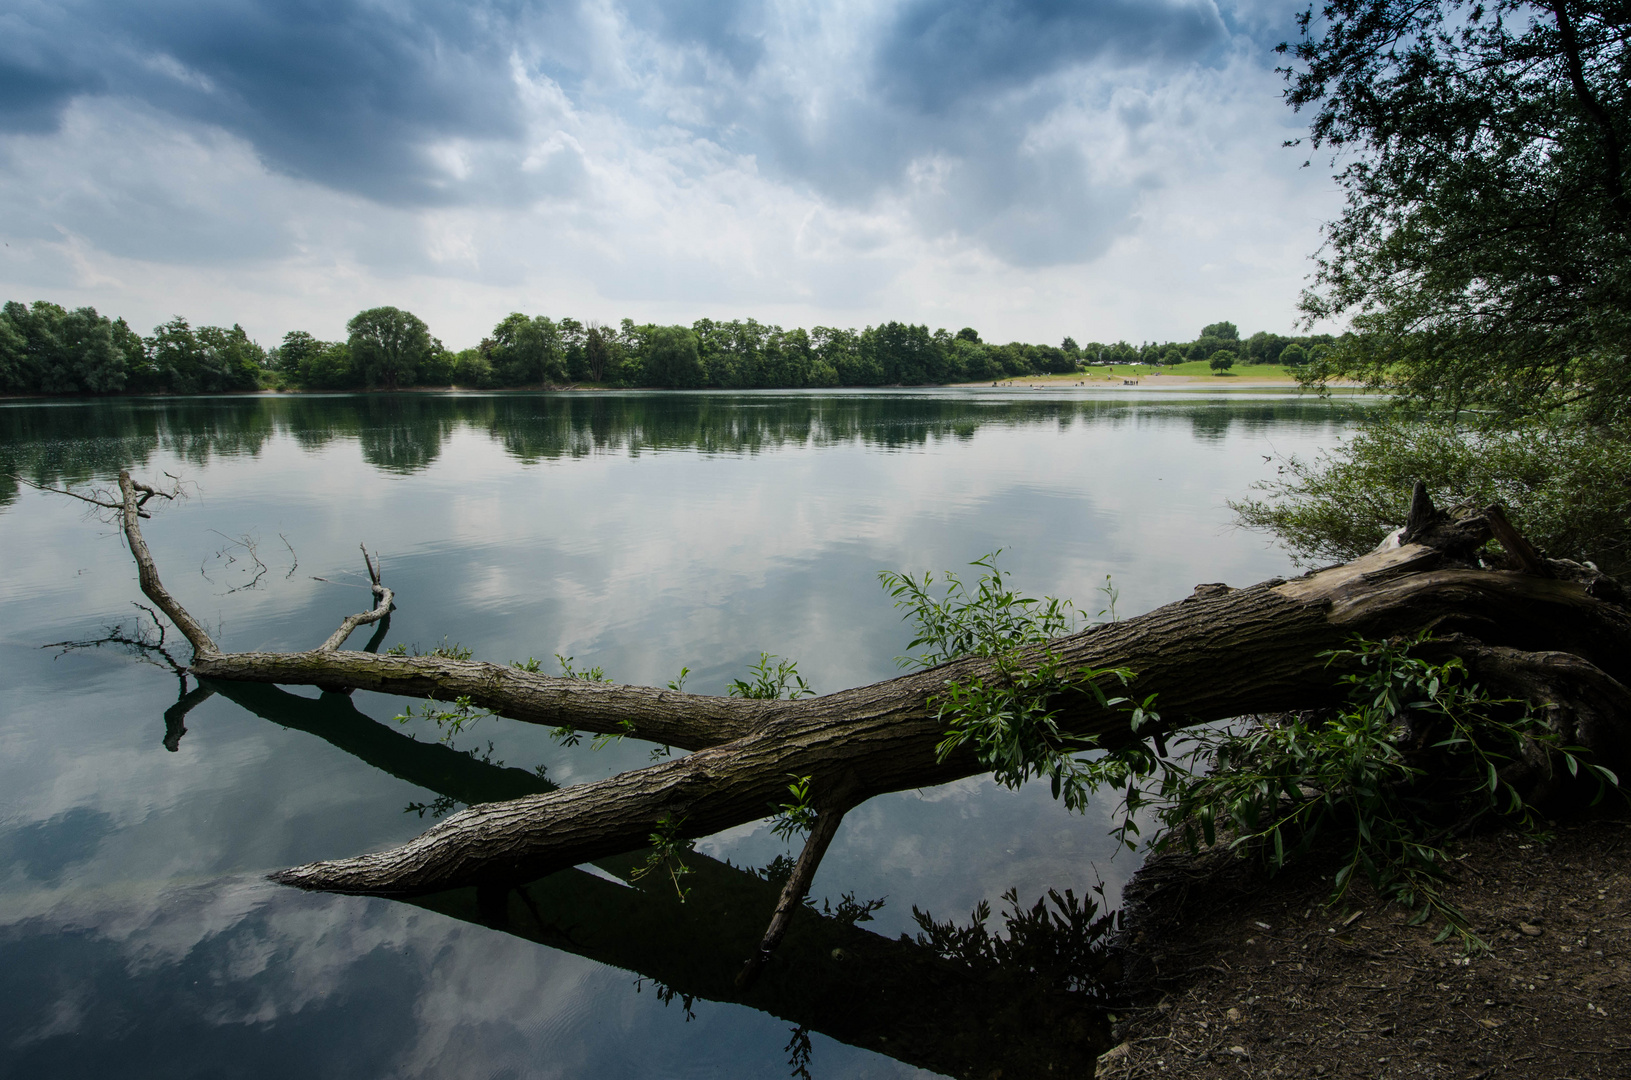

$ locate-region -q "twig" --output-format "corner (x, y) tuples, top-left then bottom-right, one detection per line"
(317, 545), (394, 652)
(310, 576), (371, 590)
(8, 474), (130, 514)
(280, 533), (298, 578)
(207, 530), (269, 593)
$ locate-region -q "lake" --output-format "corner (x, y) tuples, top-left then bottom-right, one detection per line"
(0, 389), (1368, 1079)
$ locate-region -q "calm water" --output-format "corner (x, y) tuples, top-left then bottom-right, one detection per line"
(0, 389), (1367, 1078)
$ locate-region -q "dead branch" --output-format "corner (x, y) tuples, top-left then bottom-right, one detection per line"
(115, 471), (217, 656)
(317, 545), (394, 651)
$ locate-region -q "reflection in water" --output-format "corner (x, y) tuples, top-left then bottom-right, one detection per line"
(0, 390), (1366, 504)
(183, 678), (1117, 1078)
(0, 389), (1368, 1078)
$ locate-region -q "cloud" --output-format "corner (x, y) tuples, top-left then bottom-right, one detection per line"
(873, 0), (1226, 114)
(0, 1), (1342, 344)
(2, 0), (535, 204)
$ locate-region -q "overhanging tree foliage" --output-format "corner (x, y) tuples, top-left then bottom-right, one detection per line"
(1284, 0), (1631, 421)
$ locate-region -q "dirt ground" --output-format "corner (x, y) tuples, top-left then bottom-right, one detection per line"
(1099, 820), (1631, 1079)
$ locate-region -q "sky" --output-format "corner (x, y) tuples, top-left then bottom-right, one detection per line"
(0, 0), (1343, 350)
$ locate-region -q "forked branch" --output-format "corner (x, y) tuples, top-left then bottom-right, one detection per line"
(318, 545), (395, 652)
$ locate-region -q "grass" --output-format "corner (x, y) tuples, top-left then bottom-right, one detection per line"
(973, 362), (1306, 384)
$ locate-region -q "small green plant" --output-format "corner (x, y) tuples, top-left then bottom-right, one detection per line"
(879, 551), (1079, 666)
(933, 655), (1155, 812)
(547, 654), (615, 747)
(384, 638), (473, 660)
(882, 553), (1158, 812)
(395, 694), (493, 741)
(555, 654), (609, 682)
(884, 555), (1622, 948)
(666, 666), (690, 692)
(631, 812), (695, 902)
(728, 653), (814, 699)
(1146, 635), (1618, 946)
(1095, 574), (1119, 622)
(511, 656), (543, 673)
(770, 774), (819, 840)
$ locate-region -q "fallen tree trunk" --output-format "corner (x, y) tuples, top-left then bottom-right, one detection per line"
(92, 473), (1631, 907)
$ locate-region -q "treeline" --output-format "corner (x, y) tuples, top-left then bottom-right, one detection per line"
(1, 301), (1335, 396)
(1081, 320), (1336, 370)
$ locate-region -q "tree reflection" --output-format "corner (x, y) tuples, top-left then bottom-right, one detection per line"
(149, 673), (1119, 1078)
(0, 390), (1368, 506)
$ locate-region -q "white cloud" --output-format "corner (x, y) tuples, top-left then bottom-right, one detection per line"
(0, 1), (1342, 348)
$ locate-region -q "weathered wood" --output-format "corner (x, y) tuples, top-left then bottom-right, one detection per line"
(737, 776), (859, 989)
(263, 544), (1631, 896)
(117, 472), (218, 657)
(316, 544), (394, 651)
(85, 474), (1631, 902)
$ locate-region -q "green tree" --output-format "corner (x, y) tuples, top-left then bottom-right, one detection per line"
(451, 348), (493, 388)
(0, 301), (132, 394)
(1209, 350), (1237, 373)
(146, 318), (262, 394)
(347, 307), (432, 390)
(279, 330), (361, 390)
(1245, 2), (1631, 569)
(585, 323), (617, 383)
(1283, 0), (1631, 423)
(1200, 321), (1239, 342)
(1244, 330), (1288, 365)
(485, 313), (565, 386)
(277, 331), (323, 377)
(0, 309), (26, 393)
(643, 326), (704, 388)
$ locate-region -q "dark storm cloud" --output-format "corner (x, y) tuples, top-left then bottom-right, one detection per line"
(620, 0), (767, 76)
(874, 0), (1227, 113)
(0, 2), (105, 132)
(0, 0), (1272, 269)
(0, 0), (541, 204)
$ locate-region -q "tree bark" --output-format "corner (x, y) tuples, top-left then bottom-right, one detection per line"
(92, 473), (1631, 900)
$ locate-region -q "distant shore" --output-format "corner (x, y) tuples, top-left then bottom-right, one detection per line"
(958, 369), (1361, 390)
(0, 372), (1368, 401)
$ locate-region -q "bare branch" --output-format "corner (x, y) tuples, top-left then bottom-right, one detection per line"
(738, 777), (859, 989)
(206, 530), (270, 593)
(280, 534), (298, 579)
(116, 471), (219, 657)
(317, 545), (394, 652)
(7, 473), (128, 514)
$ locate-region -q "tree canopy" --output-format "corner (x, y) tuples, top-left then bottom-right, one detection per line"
(346, 307), (434, 390)
(1284, 0), (1631, 423)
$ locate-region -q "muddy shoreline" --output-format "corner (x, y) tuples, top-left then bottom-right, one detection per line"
(1099, 819), (1631, 1078)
